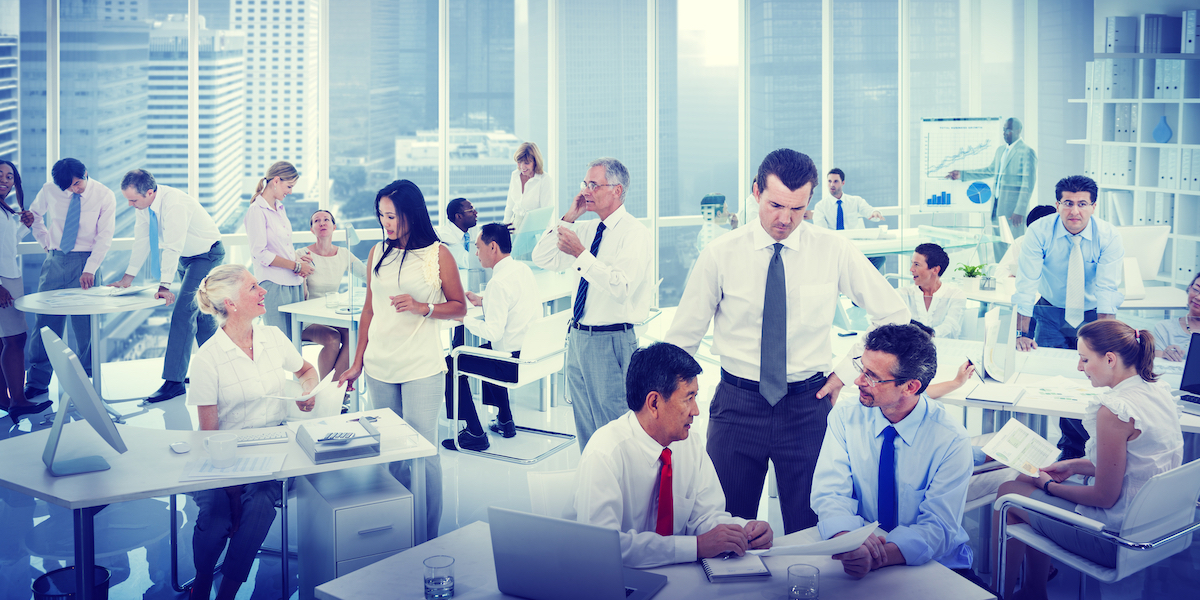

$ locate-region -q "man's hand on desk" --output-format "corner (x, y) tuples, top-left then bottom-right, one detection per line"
(156, 287), (175, 306)
(696, 524), (749, 559)
(744, 521), (773, 550)
(832, 532), (890, 579)
(816, 373), (844, 408)
(108, 273), (135, 288)
(79, 272), (95, 290)
(1016, 314), (1036, 351)
(465, 291), (483, 307)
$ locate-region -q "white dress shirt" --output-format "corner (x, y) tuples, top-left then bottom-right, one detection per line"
(898, 284), (967, 339)
(665, 220), (910, 382)
(0, 210), (28, 279)
(462, 256), (539, 352)
(1014, 215), (1124, 317)
(125, 185), (223, 286)
(187, 324), (304, 430)
(566, 411), (748, 568)
(503, 170), (555, 232)
(812, 193), (877, 230)
(532, 204), (652, 326)
(437, 222), (479, 291)
(28, 178), (117, 274)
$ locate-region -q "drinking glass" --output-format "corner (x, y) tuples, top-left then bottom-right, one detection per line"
(423, 555), (454, 599)
(787, 564), (819, 599)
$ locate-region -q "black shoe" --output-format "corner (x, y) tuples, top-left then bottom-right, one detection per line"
(23, 386), (49, 400)
(488, 419), (516, 438)
(9, 400), (54, 424)
(441, 429), (490, 452)
(143, 380), (187, 404)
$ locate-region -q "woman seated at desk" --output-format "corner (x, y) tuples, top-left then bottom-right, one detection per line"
(1153, 271), (1199, 362)
(296, 209), (366, 381)
(992, 320), (1183, 600)
(898, 242), (966, 339)
(187, 264), (319, 600)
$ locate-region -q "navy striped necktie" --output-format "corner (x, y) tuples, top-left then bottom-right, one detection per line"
(572, 222), (606, 324)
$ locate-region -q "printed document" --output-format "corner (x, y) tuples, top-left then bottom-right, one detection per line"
(980, 419), (1059, 477)
(751, 522), (879, 556)
(179, 453), (288, 482)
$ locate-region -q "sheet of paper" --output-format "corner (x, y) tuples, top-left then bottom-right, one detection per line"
(751, 522), (879, 556)
(178, 453), (287, 482)
(263, 371), (336, 401)
(980, 419), (1059, 477)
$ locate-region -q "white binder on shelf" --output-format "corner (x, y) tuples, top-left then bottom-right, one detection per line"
(1184, 10), (1198, 54)
(1107, 16), (1139, 53)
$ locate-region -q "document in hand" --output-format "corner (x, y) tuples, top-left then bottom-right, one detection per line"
(980, 419), (1059, 477)
(750, 521), (880, 556)
(262, 371), (337, 402)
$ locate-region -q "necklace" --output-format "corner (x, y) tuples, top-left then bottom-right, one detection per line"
(1185, 316), (1200, 334)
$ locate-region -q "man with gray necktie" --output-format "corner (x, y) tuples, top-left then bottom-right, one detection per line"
(1014, 175), (1124, 460)
(665, 149), (909, 534)
(19, 158), (116, 399)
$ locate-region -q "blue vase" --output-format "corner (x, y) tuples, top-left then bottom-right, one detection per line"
(1153, 115), (1173, 143)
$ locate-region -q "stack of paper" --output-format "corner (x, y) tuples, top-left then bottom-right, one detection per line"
(980, 420), (1058, 478)
(967, 383), (1025, 405)
(178, 453), (287, 482)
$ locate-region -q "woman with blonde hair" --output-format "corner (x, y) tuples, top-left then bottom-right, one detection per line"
(503, 141), (555, 233)
(339, 180), (467, 540)
(992, 320), (1183, 600)
(244, 161), (312, 338)
(187, 263), (319, 600)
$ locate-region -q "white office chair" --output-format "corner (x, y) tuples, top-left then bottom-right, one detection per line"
(1114, 225), (1170, 302)
(995, 458), (1200, 597)
(448, 310), (576, 464)
(526, 469), (577, 519)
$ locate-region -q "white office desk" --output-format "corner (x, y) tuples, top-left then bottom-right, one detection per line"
(959, 277), (1189, 318)
(0, 408), (435, 600)
(315, 520), (994, 600)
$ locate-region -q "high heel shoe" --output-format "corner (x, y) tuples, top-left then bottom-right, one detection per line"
(9, 400), (53, 424)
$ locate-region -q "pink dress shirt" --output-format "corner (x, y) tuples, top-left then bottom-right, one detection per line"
(244, 195), (303, 286)
(28, 178), (117, 275)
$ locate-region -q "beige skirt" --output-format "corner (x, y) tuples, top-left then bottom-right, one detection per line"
(0, 275), (26, 337)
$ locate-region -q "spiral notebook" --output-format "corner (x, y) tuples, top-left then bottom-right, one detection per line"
(700, 554), (770, 582)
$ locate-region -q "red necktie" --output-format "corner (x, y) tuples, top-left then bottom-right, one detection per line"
(656, 448), (673, 536)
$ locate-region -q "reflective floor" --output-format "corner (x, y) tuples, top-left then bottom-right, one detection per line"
(3, 343), (1200, 599)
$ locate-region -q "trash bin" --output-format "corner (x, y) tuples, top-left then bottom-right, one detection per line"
(31, 566), (111, 600)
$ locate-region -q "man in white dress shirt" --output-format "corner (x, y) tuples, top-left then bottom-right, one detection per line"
(568, 342), (773, 568)
(665, 148), (909, 534)
(533, 157), (652, 450)
(438, 197), (480, 363)
(20, 158), (116, 398)
(811, 168), (885, 270)
(110, 169), (225, 403)
(442, 224), (539, 451)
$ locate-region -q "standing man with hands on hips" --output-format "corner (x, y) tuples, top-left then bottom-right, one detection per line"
(533, 157), (652, 450)
(665, 148), (909, 535)
(110, 169), (225, 404)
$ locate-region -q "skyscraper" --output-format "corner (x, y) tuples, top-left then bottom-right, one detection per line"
(329, 0), (401, 181)
(0, 35), (18, 163)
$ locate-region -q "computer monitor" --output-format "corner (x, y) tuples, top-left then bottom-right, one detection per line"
(1181, 333), (1200, 395)
(1115, 225), (1170, 281)
(982, 305), (1017, 383)
(511, 206), (554, 262)
(40, 327), (128, 477)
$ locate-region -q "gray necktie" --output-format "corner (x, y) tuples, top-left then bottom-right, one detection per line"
(60, 192), (81, 252)
(1065, 235), (1085, 328)
(760, 243), (787, 405)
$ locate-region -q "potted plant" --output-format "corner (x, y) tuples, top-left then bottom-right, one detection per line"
(955, 263), (995, 290)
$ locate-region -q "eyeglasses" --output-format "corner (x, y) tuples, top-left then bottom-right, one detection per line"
(852, 356), (904, 388)
(580, 181), (619, 192)
(1057, 200), (1093, 209)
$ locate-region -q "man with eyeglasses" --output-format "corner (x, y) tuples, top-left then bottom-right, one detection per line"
(810, 324), (975, 582)
(532, 157), (652, 450)
(1014, 174), (1124, 461)
(665, 149), (909, 535)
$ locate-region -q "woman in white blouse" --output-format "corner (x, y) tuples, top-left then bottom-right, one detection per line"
(1152, 271), (1199, 362)
(296, 210), (366, 380)
(898, 242), (966, 339)
(992, 320), (1183, 599)
(503, 142), (554, 233)
(187, 264), (319, 600)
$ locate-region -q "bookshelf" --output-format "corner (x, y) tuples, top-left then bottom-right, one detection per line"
(1070, 44), (1200, 289)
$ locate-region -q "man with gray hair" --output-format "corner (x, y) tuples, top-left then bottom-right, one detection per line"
(109, 169), (225, 404)
(533, 157), (652, 449)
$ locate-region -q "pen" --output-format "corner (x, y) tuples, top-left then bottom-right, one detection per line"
(966, 357), (985, 382)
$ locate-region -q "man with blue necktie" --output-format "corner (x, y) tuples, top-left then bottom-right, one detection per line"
(810, 324), (974, 580)
(19, 158), (116, 399)
(811, 168), (885, 269)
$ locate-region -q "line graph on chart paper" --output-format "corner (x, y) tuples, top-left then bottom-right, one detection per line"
(922, 118), (1000, 178)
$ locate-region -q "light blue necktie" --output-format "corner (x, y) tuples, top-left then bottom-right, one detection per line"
(462, 231), (469, 253)
(836, 200), (845, 230)
(59, 192), (81, 252)
(878, 426), (898, 531)
(149, 207), (161, 279)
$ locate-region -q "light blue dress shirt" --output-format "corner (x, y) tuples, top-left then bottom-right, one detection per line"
(1013, 214), (1124, 318)
(812, 395), (973, 569)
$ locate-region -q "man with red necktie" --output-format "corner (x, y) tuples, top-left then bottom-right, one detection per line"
(567, 342), (773, 568)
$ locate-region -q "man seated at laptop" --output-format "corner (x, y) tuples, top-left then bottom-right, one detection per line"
(568, 342), (773, 568)
(811, 324), (974, 580)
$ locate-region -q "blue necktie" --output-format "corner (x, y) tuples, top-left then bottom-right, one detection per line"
(836, 200), (845, 230)
(149, 207), (161, 279)
(572, 222), (606, 324)
(462, 231), (469, 253)
(59, 192), (82, 252)
(878, 426), (898, 531)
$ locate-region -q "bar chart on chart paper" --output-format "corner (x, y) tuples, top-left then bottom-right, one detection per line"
(919, 117), (1002, 213)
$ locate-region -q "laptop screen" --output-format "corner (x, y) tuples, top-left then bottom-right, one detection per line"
(1181, 333), (1200, 395)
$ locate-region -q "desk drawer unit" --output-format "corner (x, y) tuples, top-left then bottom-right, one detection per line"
(298, 465), (414, 600)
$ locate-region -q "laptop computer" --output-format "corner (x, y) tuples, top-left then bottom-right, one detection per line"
(488, 506), (668, 600)
(1172, 333), (1200, 416)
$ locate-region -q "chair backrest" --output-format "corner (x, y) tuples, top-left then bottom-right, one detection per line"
(1114, 225), (1170, 281)
(527, 468), (577, 519)
(516, 310), (572, 384)
(1115, 458), (1200, 577)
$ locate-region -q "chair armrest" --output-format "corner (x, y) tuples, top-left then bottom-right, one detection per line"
(993, 493), (1106, 532)
(451, 346), (513, 361)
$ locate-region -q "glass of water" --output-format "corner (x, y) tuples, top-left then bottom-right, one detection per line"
(423, 555), (455, 599)
(787, 563), (819, 599)
(324, 292), (339, 309)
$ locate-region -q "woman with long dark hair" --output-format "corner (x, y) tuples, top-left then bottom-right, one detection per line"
(0, 160), (51, 422)
(339, 180), (467, 540)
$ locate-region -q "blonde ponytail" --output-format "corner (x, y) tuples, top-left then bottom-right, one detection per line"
(253, 161), (299, 199)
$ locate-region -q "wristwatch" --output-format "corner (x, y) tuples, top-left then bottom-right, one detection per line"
(1042, 479), (1054, 496)
(1017, 330), (1031, 339)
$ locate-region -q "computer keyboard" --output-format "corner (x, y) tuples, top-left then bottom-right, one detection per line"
(1183, 394), (1200, 405)
(236, 430), (289, 447)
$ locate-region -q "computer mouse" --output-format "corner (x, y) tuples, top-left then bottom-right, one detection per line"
(170, 442), (191, 454)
